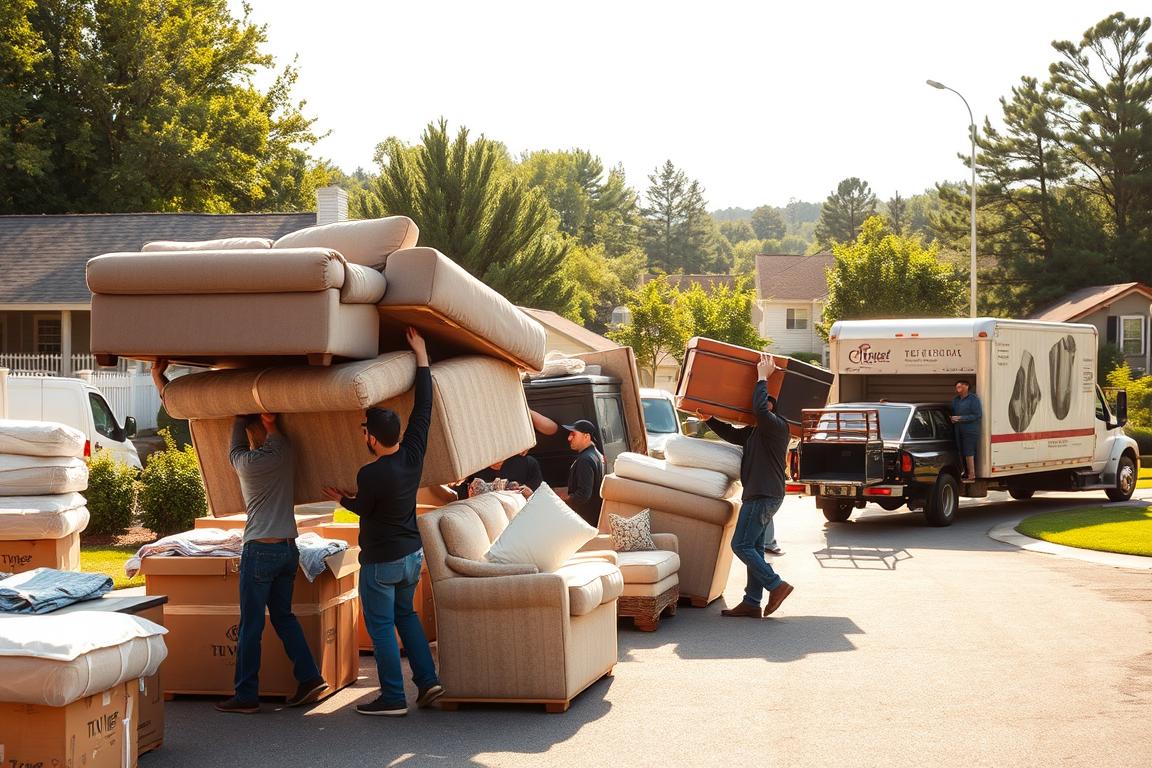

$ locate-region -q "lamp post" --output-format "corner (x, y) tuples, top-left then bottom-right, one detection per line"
(927, 79), (978, 318)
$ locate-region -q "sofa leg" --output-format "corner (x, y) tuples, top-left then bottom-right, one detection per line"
(663, 602), (678, 617)
(633, 616), (660, 632)
(307, 353), (333, 366)
(545, 701), (570, 714)
(689, 596), (709, 608)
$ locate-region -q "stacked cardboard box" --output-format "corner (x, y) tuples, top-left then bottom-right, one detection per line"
(0, 419), (90, 574)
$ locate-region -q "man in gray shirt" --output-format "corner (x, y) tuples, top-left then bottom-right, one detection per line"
(216, 413), (326, 714)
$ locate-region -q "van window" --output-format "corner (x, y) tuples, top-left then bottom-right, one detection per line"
(594, 396), (627, 468)
(89, 393), (122, 440)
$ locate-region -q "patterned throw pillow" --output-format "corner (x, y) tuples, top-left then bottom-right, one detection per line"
(468, 477), (509, 497)
(610, 509), (657, 552)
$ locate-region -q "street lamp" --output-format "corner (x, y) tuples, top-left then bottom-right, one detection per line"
(927, 79), (978, 318)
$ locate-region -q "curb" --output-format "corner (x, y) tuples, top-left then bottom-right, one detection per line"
(988, 502), (1152, 571)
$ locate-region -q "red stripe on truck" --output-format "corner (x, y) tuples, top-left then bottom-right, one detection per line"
(989, 428), (1094, 443)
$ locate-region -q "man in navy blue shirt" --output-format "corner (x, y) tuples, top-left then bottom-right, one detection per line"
(951, 379), (983, 480)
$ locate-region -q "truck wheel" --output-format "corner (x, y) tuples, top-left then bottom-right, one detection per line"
(1106, 456), (1137, 502)
(819, 498), (853, 523)
(876, 499), (905, 511)
(1008, 489), (1034, 501)
(924, 473), (959, 527)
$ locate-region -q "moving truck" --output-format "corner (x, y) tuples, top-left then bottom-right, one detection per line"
(797, 318), (1137, 526)
(5, 375), (142, 468)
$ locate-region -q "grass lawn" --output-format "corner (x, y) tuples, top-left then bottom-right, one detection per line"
(1016, 506), (1152, 557)
(80, 546), (143, 590)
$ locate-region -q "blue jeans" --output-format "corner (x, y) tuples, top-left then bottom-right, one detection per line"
(360, 549), (439, 704)
(235, 541), (321, 703)
(732, 497), (784, 606)
(761, 515), (778, 550)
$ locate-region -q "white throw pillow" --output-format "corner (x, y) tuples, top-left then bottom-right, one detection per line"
(485, 483), (597, 573)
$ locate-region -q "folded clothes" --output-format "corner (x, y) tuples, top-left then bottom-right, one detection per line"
(0, 568), (113, 614)
(125, 527), (347, 581)
(295, 532), (349, 582)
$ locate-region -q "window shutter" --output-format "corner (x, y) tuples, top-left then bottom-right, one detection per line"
(1106, 315), (1117, 344)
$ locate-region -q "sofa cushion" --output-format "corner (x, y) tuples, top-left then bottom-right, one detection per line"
(609, 508), (657, 552)
(439, 510), (491, 561)
(0, 420), (85, 458)
(485, 483), (597, 573)
(552, 559), (624, 616)
(445, 555), (538, 578)
(614, 451), (737, 499)
(466, 492), (516, 541)
(142, 237), (273, 251)
(615, 549), (681, 585)
(600, 474), (738, 528)
(338, 262), (388, 304)
(664, 434), (743, 480)
(273, 216), (419, 268)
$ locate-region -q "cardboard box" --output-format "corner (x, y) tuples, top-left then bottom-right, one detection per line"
(0, 679), (139, 768)
(0, 531), (80, 574)
(313, 522), (437, 648)
(192, 510), (335, 532)
(140, 548), (360, 698)
(675, 337), (833, 438)
(50, 596), (166, 756)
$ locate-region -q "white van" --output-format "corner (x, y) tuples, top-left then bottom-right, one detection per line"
(4, 376), (142, 469)
(640, 388), (680, 458)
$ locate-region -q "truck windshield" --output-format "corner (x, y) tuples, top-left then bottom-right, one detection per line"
(813, 404), (912, 441)
(642, 397), (679, 434)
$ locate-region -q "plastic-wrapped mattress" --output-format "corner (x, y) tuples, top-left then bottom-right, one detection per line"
(0, 612), (167, 706)
(663, 434), (743, 480)
(0, 456), (88, 496)
(613, 451), (738, 500)
(0, 493), (89, 540)
(0, 420), (86, 458)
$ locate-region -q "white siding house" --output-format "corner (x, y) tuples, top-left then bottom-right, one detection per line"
(754, 254), (834, 364)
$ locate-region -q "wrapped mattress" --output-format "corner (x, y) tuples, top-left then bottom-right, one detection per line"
(0, 456), (88, 496)
(0, 493), (90, 540)
(663, 434), (743, 480)
(613, 451), (738, 500)
(174, 355), (536, 515)
(0, 420), (86, 458)
(0, 612), (167, 706)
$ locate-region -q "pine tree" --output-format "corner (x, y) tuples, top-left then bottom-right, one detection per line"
(814, 177), (878, 247)
(885, 193), (908, 235)
(750, 206), (786, 240)
(640, 160), (718, 273)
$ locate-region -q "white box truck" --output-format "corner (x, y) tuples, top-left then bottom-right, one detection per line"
(4, 375), (142, 469)
(797, 318), (1137, 525)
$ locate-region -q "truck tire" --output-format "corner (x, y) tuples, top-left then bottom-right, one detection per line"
(819, 498), (853, 523)
(924, 473), (959, 527)
(1106, 455), (1137, 502)
(1008, 489), (1034, 501)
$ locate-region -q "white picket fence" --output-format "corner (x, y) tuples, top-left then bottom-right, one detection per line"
(76, 370), (162, 432)
(0, 353), (136, 375)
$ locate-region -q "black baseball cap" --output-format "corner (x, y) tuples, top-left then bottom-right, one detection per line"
(363, 407), (401, 446)
(562, 419), (597, 435)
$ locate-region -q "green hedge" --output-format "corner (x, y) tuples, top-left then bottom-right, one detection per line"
(1125, 425), (1152, 455)
(137, 428), (208, 535)
(83, 452), (140, 536)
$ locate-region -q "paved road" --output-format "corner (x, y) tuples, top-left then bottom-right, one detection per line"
(151, 491), (1151, 768)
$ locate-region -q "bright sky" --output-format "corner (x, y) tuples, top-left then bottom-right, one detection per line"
(231, 0), (1135, 210)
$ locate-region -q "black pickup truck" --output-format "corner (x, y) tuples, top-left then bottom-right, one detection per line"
(797, 402), (964, 527)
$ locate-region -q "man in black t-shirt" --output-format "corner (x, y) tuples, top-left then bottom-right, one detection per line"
(560, 419), (604, 526)
(321, 327), (442, 717)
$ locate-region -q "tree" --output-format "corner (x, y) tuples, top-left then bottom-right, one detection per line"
(885, 192), (908, 235)
(607, 278), (689, 386)
(820, 216), (966, 339)
(0, 0), (323, 214)
(677, 278), (765, 350)
(718, 219), (756, 244)
(814, 177), (878, 247)
(561, 243), (644, 333)
(357, 119), (574, 313)
(640, 160), (718, 273)
(751, 206), (786, 240)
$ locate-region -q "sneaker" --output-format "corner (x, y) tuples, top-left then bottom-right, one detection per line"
(286, 677), (328, 707)
(356, 696), (408, 717)
(416, 683), (444, 708)
(215, 697), (259, 714)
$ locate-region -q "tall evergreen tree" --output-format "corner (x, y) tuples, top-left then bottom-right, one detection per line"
(640, 160), (717, 273)
(814, 177), (878, 247)
(885, 192), (908, 235)
(358, 119), (574, 313)
(750, 205), (786, 240)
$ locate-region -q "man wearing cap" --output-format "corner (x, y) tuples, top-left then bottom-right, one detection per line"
(697, 354), (794, 619)
(322, 327), (442, 717)
(560, 419), (604, 526)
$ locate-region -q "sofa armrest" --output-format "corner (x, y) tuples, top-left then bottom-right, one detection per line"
(445, 555), (538, 578)
(433, 572), (567, 611)
(339, 262), (387, 304)
(651, 532), (679, 553)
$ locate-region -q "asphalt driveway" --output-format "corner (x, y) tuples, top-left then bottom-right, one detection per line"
(150, 491), (1152, 768)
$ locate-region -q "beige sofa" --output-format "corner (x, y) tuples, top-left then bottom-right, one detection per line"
(417, 492), (621, 713)
(599, 474), (740, 607)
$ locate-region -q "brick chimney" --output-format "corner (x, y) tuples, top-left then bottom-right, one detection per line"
(315, 185), (348, 225)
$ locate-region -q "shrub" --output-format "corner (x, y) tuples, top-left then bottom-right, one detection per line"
(1106, 364), (1152, 427)
(787, 351), (825, 366)
(138, 428), (208, 535)
(156, 404), (192, 448)
(1125, 425), (1152, 456)
(83, 451), (140, 536)
(1098, 343), (1125, 384)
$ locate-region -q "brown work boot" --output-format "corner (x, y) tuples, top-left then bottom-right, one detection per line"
(763, 582), (794, 617)
(720, 601), (762, 618)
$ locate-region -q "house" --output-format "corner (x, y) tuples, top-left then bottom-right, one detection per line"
(0, 187), (348, 376)
(1030, 282), (1152, 375)
(518, 308), (619, 357)
(754, 253), (834, 364)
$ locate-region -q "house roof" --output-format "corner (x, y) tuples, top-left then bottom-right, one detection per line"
(641, 273), (738, 292)
(1030, 283), (1152, 322)
(519, 307), (619, 352)
(0, 212), (316, 306)
(754, 253), (834, 301)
